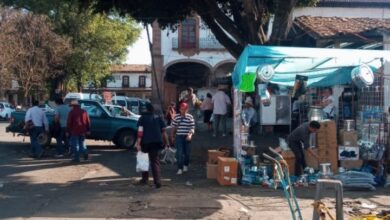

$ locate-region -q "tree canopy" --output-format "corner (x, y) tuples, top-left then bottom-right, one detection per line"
(88, 0), (318, 58)
(0, 0), (141, 92)
(0, 8), (70, 102)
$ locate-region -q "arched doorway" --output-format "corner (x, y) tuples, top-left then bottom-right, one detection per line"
(164, 61), (211, 105)
(213, 61), (235, 86)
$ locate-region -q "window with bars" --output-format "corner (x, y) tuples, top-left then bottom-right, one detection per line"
(139, 76), (146, 88)
(180, 18), (197, 49)
(122, 76), (129, 88)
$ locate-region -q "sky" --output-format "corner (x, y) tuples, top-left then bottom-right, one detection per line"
(125, 27), (152, 65)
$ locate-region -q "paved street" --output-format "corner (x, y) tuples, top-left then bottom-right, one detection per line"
(0, 121), (389, 220)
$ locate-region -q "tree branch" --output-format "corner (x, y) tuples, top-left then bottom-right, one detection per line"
(200, 13), (242, 58)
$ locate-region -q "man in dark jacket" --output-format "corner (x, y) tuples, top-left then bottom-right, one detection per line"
(288, 121), (320, 176)
(135, 103), (168, 188)
(67, 100), (90, 162)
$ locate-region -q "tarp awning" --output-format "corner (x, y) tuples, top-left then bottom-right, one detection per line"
(232, 45), (390, 90)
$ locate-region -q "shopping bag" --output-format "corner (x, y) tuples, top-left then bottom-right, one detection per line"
(160, 146), (176, 164)
(136, 151), (149, 172)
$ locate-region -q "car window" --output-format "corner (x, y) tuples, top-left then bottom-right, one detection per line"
(128, 100), (139, 114)
(0, 103), (4, 108)
(81, 103), (103, 117)
(114, 100), (126, 107)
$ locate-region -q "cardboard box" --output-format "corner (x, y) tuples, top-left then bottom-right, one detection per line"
(206, 163), (218, 179)
(208, 150), (229, 164)
(339, 130), (358, 146)
(340, 160), (363, 169)
(217, 157), (238, 186)
(281, 150), (296, 176)
(338, 146), (359, 160)
(305, 149), (319, 169)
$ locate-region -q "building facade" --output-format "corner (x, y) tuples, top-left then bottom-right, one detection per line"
(101, 64), (152, 99)
(151, 19), (235, 107)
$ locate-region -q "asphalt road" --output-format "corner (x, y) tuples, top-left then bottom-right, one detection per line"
(0, 121), (389, 220)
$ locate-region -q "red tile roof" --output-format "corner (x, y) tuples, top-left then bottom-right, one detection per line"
(110, 64), (151, 73)
(294, 16), (390, 39)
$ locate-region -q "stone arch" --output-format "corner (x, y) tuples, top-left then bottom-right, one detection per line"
(163, 59), (212, 88)
(212, 59), (236, 86)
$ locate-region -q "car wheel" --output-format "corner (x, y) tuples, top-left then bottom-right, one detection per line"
(5, 114), (9, 121)
(116, 130), (136, 149)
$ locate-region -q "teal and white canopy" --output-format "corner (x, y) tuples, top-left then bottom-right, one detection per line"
(232, 45), (390, 91)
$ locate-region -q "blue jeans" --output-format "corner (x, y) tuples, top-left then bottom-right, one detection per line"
(30, 126), (44, 157)
(70, 135), (87, 161)
(55, 128), (68, 155)
(175, 135), (191, 170)
(213, 114), (227, 136)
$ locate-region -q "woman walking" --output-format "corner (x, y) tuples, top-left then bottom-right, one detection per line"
(200, 93), (213, 130)
(135, 103), (168, 188)
(171, 102), (195, 175)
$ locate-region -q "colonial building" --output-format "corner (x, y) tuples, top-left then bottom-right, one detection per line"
(104, 64), (152, 99)
(151, 19), (235, 106)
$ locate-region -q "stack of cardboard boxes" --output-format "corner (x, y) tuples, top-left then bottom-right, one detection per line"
(206, 149), (238, 186)
(338, 129), (363, 169)
(306, 120), (338, 173)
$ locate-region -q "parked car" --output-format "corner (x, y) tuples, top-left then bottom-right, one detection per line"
(111, 96), (149, 115)
(103, 104), (140, 120)
(6, 100), (138, 148)
(64, 92), (103, 104)
(0, 101), (15, 120)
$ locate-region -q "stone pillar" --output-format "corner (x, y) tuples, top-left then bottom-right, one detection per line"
(383, 33), (390, 109)
(151, 22), (165, 110)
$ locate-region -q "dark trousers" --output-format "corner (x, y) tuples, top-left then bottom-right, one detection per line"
(289, 141), (306, 176)
(141, 143), (161, 185)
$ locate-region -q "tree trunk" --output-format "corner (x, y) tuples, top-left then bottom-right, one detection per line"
(269, 0), (297, 45)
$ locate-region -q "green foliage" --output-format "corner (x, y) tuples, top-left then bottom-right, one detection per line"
(0, 0), (141, 91)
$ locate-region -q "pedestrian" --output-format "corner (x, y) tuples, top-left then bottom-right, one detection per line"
(287, 121), (320, 176)
(54, 97), (71, 157)
(66, 100), (90, 162)
(171, 102), (195, 175)
(241, 99), (257, 134)
(165, 102), (176, 126)
(24, 100), (49, 159)
(200, 93), (213, 130)
(212, 85), (231, 137)
(135, 103), (168, 188)
(181, 87), (198, 117)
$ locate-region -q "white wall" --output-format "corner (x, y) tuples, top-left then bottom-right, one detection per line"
(294, 7), (390, 19)
(160, 23), (235, 68)
(106, 73), (152, 88)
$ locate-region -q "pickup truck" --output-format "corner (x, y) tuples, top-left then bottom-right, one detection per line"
(6, 100), (138, 148)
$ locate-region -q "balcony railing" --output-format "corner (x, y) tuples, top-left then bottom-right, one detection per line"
(172, 37), (225, 50)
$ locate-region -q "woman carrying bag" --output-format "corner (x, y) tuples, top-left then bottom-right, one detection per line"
(135, 103), (168, 189)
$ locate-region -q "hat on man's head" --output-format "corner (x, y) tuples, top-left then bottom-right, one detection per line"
(244, 99), (253, 106)
(69, 99), (80, 106)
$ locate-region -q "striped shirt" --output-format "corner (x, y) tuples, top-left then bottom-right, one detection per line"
(171, 113), (195, 136)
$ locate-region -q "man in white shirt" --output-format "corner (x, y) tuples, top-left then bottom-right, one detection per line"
(320, 88), (336, 119)
(25, 100), (49, 158)
(212, 85), (231, 137)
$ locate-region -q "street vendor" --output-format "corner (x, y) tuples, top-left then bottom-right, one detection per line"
(287, 121), (320, 176)
(320, 87), (336, 119)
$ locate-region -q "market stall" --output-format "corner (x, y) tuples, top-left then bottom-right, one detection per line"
(230, 45), (390, 187)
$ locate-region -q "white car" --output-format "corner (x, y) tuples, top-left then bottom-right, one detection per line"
(0, 102), (15, 120)
(111, 96), (149, 115)
(103, 104), (140, 120)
